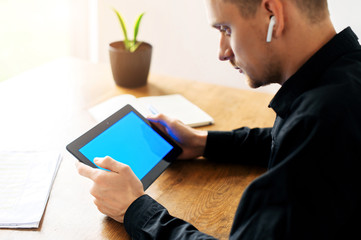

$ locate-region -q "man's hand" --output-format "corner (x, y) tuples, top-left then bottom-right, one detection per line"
(148, 113), (208, 160)
(76, 156), (145, 223)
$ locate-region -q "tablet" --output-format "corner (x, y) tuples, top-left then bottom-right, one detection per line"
(66, 104), (182, 190)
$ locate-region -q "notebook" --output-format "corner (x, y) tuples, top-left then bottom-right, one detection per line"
(89, 94), (214, 127)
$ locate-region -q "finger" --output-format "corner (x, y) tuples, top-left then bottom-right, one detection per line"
(150, 120), (168, 135)
(94, 198), (118, 214)
(147, 113), (162, 121)
(147, 113), (172, 126)
(94, 198), (126, 223)
(93, 198), (113, 216)
(95, 156), (129, 174)
(148, 114), (178, 135)
(76, 161), (100, 181)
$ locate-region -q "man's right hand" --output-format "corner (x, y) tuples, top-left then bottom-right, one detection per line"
(148, 114), (208, 160)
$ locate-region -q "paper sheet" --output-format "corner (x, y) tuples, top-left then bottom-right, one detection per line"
(0, 151), (62, 228)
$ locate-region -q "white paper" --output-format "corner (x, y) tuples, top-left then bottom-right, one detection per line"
(0, 151), (62, 228)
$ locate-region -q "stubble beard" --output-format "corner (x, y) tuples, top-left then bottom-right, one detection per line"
(241, 58), (283, 89)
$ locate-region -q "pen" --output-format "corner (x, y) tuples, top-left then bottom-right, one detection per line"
(148, 104), (159, 115)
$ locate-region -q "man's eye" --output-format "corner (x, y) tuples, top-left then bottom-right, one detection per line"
(220, 26), (231, 36)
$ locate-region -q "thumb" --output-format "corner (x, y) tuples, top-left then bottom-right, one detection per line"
(148, 113), (170, 126)
(94, 156), (124, 173)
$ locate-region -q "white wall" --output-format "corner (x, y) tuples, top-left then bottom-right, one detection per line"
(93, 0), (361, 94)
(70, 0), (91, 59)
(328, 0), (361, 36)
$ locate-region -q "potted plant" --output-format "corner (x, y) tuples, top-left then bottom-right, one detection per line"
(109, 9), (152, 88)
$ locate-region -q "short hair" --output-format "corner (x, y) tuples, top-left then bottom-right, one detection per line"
(224, 0), (262, 18)
(225, 0), (329, 22)
(293, 0), (329, 23)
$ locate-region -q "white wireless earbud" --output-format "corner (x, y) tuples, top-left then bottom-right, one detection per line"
(266, 16), (276, 43)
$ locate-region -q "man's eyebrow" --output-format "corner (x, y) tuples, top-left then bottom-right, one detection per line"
(212, 23), (225, 29)
(212, 23), (231, 30)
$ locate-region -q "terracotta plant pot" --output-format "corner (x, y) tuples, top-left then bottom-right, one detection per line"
(109, 41), (152, 88)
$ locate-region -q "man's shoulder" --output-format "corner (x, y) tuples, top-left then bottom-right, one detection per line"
(324, 49), (361, 85)
(293, 56), (361, 121)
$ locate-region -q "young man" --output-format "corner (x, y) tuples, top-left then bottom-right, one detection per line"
(77, 0), (361, 239)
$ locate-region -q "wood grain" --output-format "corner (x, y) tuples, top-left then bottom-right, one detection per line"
(0, 57), (275, 239)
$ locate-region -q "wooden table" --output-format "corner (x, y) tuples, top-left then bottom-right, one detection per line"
(0, 57), (275, 239)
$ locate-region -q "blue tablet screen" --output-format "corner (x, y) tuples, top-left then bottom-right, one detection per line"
(79, 111), (174, 179)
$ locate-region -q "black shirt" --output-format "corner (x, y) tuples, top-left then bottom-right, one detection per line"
(124, 27), (361, 239)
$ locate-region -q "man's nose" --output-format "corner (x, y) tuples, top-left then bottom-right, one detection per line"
(219, 48), (234, 61)
(218, 36), (234, 61)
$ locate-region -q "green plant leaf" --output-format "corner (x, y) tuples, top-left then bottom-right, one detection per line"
(112, 9), (145, 52)
(129, 41), (143, 52)
(133, 12), (145, 45)
(113, 8), (130, 50)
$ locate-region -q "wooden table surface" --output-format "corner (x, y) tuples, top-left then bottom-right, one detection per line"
(0, 57), (275, 239)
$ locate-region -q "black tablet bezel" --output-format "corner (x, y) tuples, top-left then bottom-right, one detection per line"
(66, 104), (182, 190)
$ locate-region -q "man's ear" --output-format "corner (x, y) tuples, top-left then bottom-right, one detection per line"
(262, 0), (285, 41)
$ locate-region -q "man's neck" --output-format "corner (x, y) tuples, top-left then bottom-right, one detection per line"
(279, 19), (337, 85)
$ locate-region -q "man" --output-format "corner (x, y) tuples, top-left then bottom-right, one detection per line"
(77, 0), (361, 239)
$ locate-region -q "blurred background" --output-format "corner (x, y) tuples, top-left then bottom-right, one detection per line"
(1, 0), (360, 93)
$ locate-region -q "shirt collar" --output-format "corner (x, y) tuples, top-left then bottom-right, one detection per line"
(269, 27), (360, 118)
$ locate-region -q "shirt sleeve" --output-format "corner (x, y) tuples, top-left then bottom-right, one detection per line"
(203, 127), (272, 167)
(124, 195), (217, 240)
